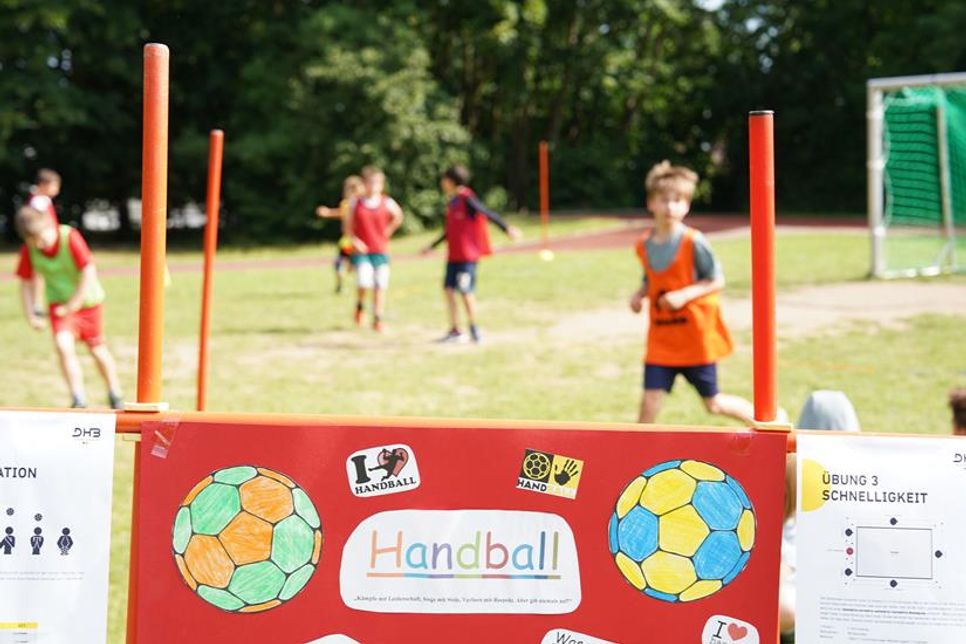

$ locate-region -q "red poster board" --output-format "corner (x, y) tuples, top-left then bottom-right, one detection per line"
(136, 421), (786, 643)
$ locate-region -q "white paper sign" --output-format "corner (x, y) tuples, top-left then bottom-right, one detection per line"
(0, 411), (116, 644)
(797, 433), (966, 643)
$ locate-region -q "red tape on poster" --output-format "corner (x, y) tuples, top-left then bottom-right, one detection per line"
(135, 421), (785, 643)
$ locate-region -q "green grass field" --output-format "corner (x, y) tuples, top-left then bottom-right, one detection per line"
(1, 218), (964, 640)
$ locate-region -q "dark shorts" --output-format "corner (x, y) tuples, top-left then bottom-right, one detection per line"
(444, 261), (477, 293)
(644, 363), (719, 398)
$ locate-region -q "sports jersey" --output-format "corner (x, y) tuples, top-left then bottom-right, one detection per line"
(351, 196), (395, 255)
(16, 225), (105, 307)
(445, 186), (493, 262)
(635, 226), (733, 366)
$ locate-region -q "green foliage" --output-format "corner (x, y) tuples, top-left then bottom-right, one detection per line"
(3, 1), (966, 239)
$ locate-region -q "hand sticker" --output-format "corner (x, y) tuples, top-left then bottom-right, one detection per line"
(554, 459), (580, 486)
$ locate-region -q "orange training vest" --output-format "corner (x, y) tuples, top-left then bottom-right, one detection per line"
(636, 227), (733, 366)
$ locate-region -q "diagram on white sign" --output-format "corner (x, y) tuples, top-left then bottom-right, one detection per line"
(797, 434), (966, 644)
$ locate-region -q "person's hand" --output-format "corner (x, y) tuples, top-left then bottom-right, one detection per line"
(315, 206), (330, 218)
(52, 304), (68, 318)
(28, 313), (46, 331)
(629, 291), (644, 314)
(657, 289), (689, 311)
(507, 225), (522, 241)
(352, 237), (369, 254)
(420, 246), (435, 256)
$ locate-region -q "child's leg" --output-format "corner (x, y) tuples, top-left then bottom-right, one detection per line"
(371, 263), (390, 330)
(702, 394), (756, 425)
(460, 292), (477, 325)
(444, 288), (459, 330)
(638, 389), (666, 423)
(683, 363), (757, 425)
(640, 364), (676, 423)
(53, 331), (86, 405)
(89, 343), (123, 398)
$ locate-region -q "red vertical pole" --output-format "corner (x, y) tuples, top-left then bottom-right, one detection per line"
(137, 43), (169, 404)
(196, 129), (224, 412)
(539, 140), (550, 250)
(127, 42), (169, 643)
(749, 110), (778, 423)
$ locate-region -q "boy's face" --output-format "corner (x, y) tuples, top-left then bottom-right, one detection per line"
(440, 177), (456, 195)
(647, 190), (691, 224)
(25, 219), (57, 250)
(39, 180), (61, 197)
(365, 173), (385, 196)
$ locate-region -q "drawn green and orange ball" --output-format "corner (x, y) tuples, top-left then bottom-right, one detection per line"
(172, 466), (322, 613)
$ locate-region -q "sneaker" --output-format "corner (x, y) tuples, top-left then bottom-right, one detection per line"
(373, 318), (385, 333)
(469, 324), (482, 344)
(436, 329), (468, 344)
(70, 395), (87, 409)
(108, 392), (124, 410)
(354, 307), (364, 327)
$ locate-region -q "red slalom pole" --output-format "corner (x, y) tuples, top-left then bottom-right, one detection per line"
(197, 129), (224, 411)
(749, 110), (777, 423)
(127, 42), (170, 644)
(136, 43), (169, 405)
(539, 140), (550, 250)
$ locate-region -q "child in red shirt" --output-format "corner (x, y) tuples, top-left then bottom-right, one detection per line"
(423, 165), (520, 343)
(14, 206), (123, 409)
(343, 166), (404, 332)
(629, 161), (755, 424)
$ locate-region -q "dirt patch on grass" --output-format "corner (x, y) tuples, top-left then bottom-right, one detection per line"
(551, 281), (966, 343)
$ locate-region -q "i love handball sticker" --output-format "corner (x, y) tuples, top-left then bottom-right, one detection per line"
(702, 615), (759, 643)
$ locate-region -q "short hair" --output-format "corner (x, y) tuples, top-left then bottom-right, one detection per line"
(36, 168), (61, 185)
(361, 165), (383, 180)
(645, 160), (698, 199)
(442, 165), (470, 186)
(15, 206), (52, 239)
(950, 388), (966, 433)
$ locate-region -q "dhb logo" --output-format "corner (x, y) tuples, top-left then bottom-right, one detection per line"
(345, 444), (420, 498)
(72, 427), (101, 442)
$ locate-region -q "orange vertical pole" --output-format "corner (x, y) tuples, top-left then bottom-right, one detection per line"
(749, 110), (777, 423)
(137, 43), (169, 404)
(127, 42), (169, 644)
(539, 140), (550, 249)
(196, 129), (224, 412)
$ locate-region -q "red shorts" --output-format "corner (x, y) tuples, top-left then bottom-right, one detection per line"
(50, 304), (105, 347)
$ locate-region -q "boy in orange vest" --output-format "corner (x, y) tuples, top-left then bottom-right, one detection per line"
(629, 161), (755, 424)
(14, 206), (123, 409)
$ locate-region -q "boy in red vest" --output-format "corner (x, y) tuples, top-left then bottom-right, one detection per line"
(14, 206), (123, 409)
(423, 165), (520, 343)
(344, 166), (404, 331)
(629, 161), (755, 424)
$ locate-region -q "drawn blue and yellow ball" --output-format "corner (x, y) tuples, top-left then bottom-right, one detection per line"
(608, 459), (755, 602)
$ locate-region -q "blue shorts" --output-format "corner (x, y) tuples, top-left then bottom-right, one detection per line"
(444, 261), (477, 293)
(644, 363), (719, 398)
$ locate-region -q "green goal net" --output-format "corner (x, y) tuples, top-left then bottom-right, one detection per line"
(869, 75), (966, 277)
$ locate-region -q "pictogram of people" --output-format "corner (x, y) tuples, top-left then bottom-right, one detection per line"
(1, 527), (15, 554)
(57, 527), (73, 555)
(31, 527), (44, 555)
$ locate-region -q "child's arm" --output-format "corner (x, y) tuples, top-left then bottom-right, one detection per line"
(658, 275), (724, 311)
(629, 280), (648, 314)
(421, 231), (447, 255)
(466, 196), (521, 240)
(315, 204), (340, 218)
(20, 278), (46, 330)
(54, 264), (97, 316)
(386, 198), (404, 237)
